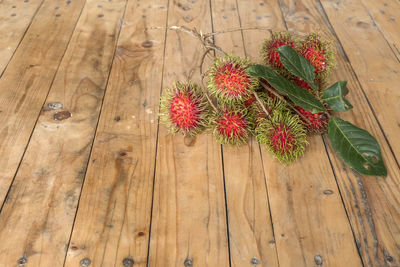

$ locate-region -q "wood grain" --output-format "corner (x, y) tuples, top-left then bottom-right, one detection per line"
(283, 0), (400, 265)
(0, 0), (127, 266)
(147, 0), (230, 266)
(360, 0), (400, 61)
(210, 0), (279, 266)
(0, 0), (86, 206)
(0, 0), (43, 76)
(236, 0), (363, 266)
(275, 0), (400, 265)
(319, 0), (400, 162)
(63, 0), (169, 266)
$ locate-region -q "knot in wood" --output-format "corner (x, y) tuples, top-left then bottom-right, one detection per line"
(323, 189), (333, 195)
(54, 110), (71, 121)
(141, 40), (153, 48)
(184, 136), (196, 147)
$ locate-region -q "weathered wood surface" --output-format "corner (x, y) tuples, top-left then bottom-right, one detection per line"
(210, 0), (279, 266)
(0, 0), (86, 206)
(64, 0), (167, 266)
(360, 0), (400, 61)
(0, 0), (399, 266)
(239, 1), (363, 266)
(147, 0), (230, 266)
(0, 0), (43, 76)
(0, 0), (126, 265)
(320, 0), (400, 161)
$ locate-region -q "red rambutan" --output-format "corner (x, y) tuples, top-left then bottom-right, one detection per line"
(293, 77), (313, 92)
(160, 82), (210, 136)
(212, 109), (251, 145)
(256, 110), (307, 164)
(208, 55), (258, 104)
(296, 106), (329, 134)
(260, 32), (297, 69)
(300, 33), (336, 77)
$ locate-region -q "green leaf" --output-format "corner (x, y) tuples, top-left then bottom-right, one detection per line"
(247, 64), (326, 113)
(327, 117), (387, 176)
(277, 45), (318, 91)
(323, 81), (353, 112)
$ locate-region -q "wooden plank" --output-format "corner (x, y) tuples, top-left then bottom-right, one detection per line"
(236, 1), (364, 266)
(271, 0), (400, 265)
(210, 1), (279, 266)
(63, 0), (168, 266)
(0, 0), (86, 205)
(360, 0), (400, 61)
(286, 0), (400, 265)
(147, 0), (230, 266)
(319, 0), (400, 162)
(0, 0), (43, 76)
(0, 0), (127, 266)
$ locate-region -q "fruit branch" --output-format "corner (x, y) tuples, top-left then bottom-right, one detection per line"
(158, 27), (388, 176)
(168, 26), (273, 118)
(259, 82), (312, 124)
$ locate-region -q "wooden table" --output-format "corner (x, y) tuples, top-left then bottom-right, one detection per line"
(0, 0), (399, 266)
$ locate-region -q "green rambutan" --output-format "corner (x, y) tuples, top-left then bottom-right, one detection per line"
(300, 33), (336, 78)
(260, 32), (297, 69)
(211, 108), (251, 146)
(296, 106), (330, 134)
(207, 55), (258, 105)
(256, 110), (308, 164)
(159, 82), (210, 136)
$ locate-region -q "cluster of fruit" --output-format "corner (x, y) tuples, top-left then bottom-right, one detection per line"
(159, 30), (387, 176)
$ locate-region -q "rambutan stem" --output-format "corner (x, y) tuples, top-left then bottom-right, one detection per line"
(200, 48), (219, 113)
(166, 26), (275, 120)
(253, 91), (271, 118)
(260, 81), (313, 125)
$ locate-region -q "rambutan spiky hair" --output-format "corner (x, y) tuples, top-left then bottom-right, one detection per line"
(247, 92), (288, 127)
(159, 82), (210, 136)
(291, 76), (327, 99)
(260, 31), (297, 69)
(300, 33), (336, 78)
(256, 110), (308, 164)
(296, 106), (330, 134)
(211, 108), (251, 146)
(207, 55), (258, 105)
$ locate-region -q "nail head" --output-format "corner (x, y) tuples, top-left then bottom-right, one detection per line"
(80, 258), (91, 266)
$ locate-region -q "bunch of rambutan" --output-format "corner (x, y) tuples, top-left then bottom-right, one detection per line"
(160, 32), (336, 164)
(159, 29), (386, 177)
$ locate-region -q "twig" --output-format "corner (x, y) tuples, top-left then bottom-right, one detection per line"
(253, 91), (271, 118)
(203, 26), (272, 38)
(199, 48), (219, 113)
(155, 25), (306, 120)
(260, 82), (313, 125)
(153, 26), (227, 56)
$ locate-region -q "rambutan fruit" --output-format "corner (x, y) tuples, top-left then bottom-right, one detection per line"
(291, 76), (325, 98)
(300, 33), (336, 78)
(159, 82), (210, 136)
(293, 76), (314, 92)
(211, 108), (251, 146)
(296, 106), (330, 134)
(256, 110), (308, 164)
(260, 32), (297, 69)
(207, 55), (258, 105)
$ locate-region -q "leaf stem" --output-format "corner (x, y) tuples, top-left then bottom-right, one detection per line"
(259, 81), (312, 125)
(253, 91), (271, 118)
